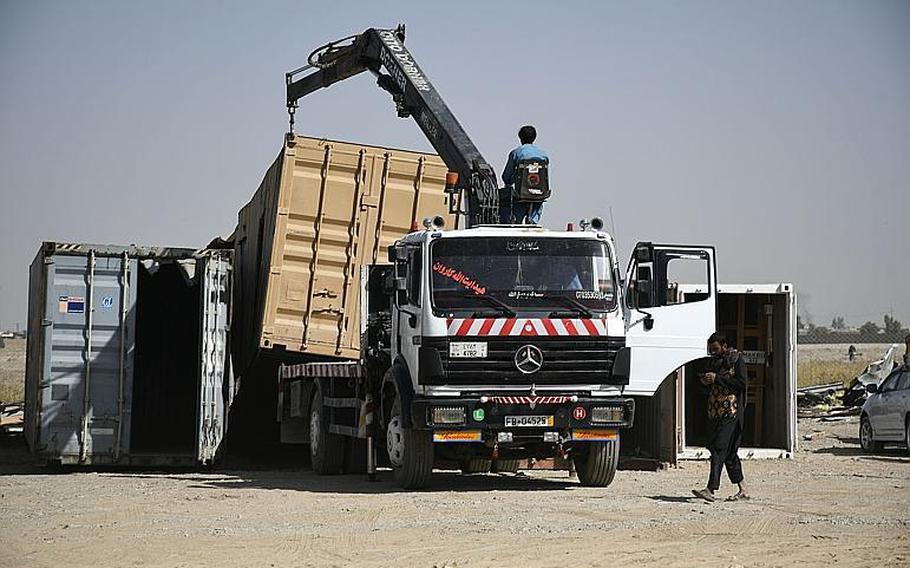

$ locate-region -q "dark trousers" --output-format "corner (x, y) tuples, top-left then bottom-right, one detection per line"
(707, 416), (744, 491)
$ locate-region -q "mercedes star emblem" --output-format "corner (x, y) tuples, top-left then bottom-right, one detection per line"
(514, 344), (544, 374)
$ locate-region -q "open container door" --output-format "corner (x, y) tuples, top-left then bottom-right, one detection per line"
(624, 243), (717, 396)
(196, 250), (233, 465)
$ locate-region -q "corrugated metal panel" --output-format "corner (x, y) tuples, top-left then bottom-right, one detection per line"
(677, 284), (797, 459)
(197, 250), (233, 464)
(232, 135), (457, 375)
(30, 249), (138, 462)
(24, 242), (233, 466)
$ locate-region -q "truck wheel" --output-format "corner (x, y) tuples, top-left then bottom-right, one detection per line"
(859, 416), (882, 453)
(387, 396), (433, 489)
(460, 458), (492, 474)
(310, 385), (345, 474)
(491, 459), (520, 473)
(573, 440), (619, 487)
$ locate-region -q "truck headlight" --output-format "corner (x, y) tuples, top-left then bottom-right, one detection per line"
(431, 406), (466, 425)
(591, 406), (624, 424)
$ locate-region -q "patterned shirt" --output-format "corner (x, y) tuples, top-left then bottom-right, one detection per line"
(704, 349), (748, 420)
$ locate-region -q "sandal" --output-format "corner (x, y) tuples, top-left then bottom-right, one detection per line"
(725, 492), (751, 502)
(692, 488), (716, 503)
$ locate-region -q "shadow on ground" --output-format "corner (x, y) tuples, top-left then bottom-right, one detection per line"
(0, 434), (586, 493)
(646, 495), (697, 504)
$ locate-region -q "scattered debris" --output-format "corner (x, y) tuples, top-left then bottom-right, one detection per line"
(797, 382), (844, 409)
(0, 401), (24, 435)
(842, 345), (899, 408)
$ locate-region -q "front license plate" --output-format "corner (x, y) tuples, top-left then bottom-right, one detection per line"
(504, 415), (554, 427)
(449, 342), (487, 358)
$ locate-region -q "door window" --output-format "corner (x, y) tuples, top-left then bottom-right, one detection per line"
(895, 371), (910, 391)
(665, 255), (710, 305)
(408, 248), (422, 307)
(880, 372), (901, 392)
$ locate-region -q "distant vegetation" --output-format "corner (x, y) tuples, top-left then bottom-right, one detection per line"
(798, 314), (907, 344)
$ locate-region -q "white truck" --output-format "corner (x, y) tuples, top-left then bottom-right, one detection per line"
(278, 219), (716, 488)
(237, 26), (718, 488)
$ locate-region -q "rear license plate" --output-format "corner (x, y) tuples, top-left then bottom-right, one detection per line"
(504, 415), (554, 427)
(449, 342), (487, 358)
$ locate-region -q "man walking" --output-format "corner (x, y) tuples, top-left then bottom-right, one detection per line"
(692, 332), (750, 502)
(501, 125), (549, 224)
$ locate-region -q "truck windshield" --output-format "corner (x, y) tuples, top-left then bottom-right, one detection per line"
(430, 237), (616, 314)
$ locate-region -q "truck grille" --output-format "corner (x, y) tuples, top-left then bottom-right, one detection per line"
(420, 336), (626, 386)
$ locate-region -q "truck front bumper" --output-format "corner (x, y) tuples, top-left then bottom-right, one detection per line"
(410, 396), (635, 443)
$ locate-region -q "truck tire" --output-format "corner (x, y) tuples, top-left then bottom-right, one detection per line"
(460, 458), (492, 474)
(387, 396), (433, 489)
(310, 385), (345, 474)
(573, 440), (619, 487)
(491, 459), (520, 473)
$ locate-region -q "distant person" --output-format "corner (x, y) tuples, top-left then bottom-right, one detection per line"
(848, 344), (856, 362)
(500, 125), (549, 225)
(692, 332), (750, 503)
(904, 333), (910, 368)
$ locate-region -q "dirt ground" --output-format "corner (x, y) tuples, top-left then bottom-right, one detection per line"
(1, 416), (908, 568)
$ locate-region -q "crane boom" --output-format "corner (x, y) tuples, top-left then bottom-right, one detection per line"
(286, 25), (501, 226)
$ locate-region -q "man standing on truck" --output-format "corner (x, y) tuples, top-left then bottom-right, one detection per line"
(501, 125), (549, 224)
(692, 332), (750, 503)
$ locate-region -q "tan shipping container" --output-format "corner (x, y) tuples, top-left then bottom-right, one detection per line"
(232, 134), (457, 377)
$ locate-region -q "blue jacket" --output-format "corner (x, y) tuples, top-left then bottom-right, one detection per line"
(502, 143), (549, 186)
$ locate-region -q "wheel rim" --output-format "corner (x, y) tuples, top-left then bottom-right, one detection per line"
(310, 401), (321, 454)
(860, 420), (872, 449)
(386, 415), (404, 467)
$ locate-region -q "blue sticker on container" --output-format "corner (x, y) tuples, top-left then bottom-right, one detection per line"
(101, 296), (114, 309)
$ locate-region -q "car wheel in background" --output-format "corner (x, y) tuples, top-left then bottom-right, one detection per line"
(859, 416), (883, 453)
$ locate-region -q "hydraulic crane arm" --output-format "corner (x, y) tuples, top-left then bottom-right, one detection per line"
(286, 25), (501, 226)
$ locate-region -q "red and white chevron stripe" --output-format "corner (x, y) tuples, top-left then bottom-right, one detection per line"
(445, 317), (608, 337)
(482, 395), (577, 405)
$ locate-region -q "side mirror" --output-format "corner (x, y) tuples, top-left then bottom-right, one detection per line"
(634, 243), (653, 263)
(382, 273), (396, 295)
(865, 383), (878, 394)
(394, 276), (409, 305)
(636, 279), (652, 308)
(389, 244), (406, 263)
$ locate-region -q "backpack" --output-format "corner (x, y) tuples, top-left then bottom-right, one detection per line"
(513, 159), (551, 202)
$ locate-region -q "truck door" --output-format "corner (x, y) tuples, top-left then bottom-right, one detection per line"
(624, 243), (717, 396)
(196, 250), (233, 465)
(390, 242), (424, 379)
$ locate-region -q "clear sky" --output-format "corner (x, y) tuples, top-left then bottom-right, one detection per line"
(1, 0), (908, 331)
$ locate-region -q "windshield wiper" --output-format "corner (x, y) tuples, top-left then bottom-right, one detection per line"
(461, 293), (516, 317)
(542, 294), (593, 318)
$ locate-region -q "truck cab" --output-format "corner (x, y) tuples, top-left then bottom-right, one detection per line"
(372, 221), (717, 487)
